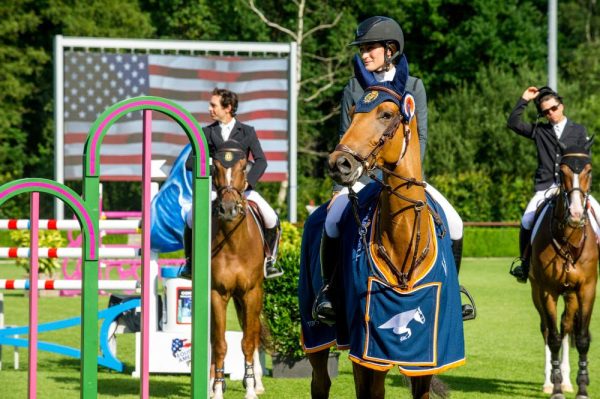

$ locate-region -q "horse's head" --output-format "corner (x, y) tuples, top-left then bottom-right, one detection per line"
(558, 139), (594, 228)
(212, 140), (248, 221)
(329, 54), (417, 186)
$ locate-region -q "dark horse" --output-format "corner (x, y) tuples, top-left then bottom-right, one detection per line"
(299, 55), (464, 399)
(210, 141), (265, 399)
(529, 141), (597, 399)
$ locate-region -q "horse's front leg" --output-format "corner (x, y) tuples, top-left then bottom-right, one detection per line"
(541, 294), (564, 399)
(352, 363), (387, 399)
(240, 287), (263, 399)
(211, 291), (229, 399)
(307, 349), (331, 399)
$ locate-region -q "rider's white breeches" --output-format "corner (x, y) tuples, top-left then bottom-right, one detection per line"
(186, 189), (278, 228)
(522, 186), (600, 236)
(521, 186), (559, 229)
(325, 183), (463, 240)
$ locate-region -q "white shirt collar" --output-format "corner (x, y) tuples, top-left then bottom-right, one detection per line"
(219, 118), (236, 141)
(373, 66), (396, 83)
(553, 118), (567, 139)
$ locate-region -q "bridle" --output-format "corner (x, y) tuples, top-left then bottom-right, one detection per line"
(211, 149), (248, 257)
(337, 85), (441, 289)
(551, 153), (592, 273)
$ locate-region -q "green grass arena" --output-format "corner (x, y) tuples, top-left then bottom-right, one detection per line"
(0, 258), (599, 398)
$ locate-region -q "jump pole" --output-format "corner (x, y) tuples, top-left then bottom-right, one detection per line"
(0, 179), (99, 399)
(84, 96), (211, 398)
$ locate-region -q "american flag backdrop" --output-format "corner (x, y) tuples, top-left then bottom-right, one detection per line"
(63, 51), (290, 181)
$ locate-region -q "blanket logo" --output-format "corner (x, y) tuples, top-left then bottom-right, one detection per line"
(378, 307), (425, 342)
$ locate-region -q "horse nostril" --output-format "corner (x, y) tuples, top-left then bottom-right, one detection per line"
(336, 156), (353, 174)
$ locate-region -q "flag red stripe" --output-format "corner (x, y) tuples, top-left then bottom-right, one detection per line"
(64, 130), (288, 144)
(149, 88), (288, 101)
(65, 151), (287, 165)
(148, 65), (287, 81)
(90, 172), (288, 182)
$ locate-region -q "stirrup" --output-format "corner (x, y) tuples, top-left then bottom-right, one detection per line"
(460, 285), (477, 321)
(264, 257), (283, 279)
(509, 258), (528, 283)
(311, 285), (336, 326)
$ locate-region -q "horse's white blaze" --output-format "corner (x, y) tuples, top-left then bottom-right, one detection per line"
(226, 168), (232, 186)
(569, 174), (584, 220)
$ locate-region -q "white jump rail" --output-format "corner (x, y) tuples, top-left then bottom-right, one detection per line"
(0, 279), (139, 290)
(0, 247), (141, 259)
(0, 219), (141, 231)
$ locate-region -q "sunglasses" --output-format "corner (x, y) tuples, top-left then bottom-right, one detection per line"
(542, 104), (560, 116)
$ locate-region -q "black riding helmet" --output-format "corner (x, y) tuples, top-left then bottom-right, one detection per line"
(534, 86), (563, 115)
(350, 16), (404, 67)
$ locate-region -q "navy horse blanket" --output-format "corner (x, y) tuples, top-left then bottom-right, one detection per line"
(299, 183), (465, 375)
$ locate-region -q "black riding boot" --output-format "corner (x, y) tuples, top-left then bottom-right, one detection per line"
(311, 232), (340, 326)
(178, 226), (192, 280)
(452, 237), (476, 320)
(264, 221), (283, 279)
(509, 227), (532, 283)
(451, 238), (463, 275)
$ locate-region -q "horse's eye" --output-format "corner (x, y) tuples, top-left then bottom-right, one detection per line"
(380, 111), (393, 120)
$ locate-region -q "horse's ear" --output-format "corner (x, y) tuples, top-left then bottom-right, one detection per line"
(388, 54), (409, 95)
(353, 54), (377, 89)
(585, 135), (595, 152)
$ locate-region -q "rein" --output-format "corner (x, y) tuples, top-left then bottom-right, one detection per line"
(341, 96), (440, 289)
(549, 176), (591, 276)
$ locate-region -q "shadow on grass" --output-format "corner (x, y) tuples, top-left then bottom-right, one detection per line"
(440, 375), (541, 397)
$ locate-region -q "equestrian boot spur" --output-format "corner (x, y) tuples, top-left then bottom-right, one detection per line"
(509, 227), (532, 283)
(264, 220), (284, 279)
(312, 232), (340, 326)
(178, 225), (193, 280)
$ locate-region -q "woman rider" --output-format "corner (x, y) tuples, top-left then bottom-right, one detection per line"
(313, 16), (466, 324)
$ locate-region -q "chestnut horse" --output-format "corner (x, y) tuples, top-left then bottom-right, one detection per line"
(529, 142), (597, 399)
(303, 57), (464, 398)
(210, 142), (265, 399)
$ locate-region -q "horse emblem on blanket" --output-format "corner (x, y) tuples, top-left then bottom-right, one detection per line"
(379, 307), (425, 341)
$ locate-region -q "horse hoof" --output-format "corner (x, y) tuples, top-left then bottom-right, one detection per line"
(543, 384), (553, 394)
(575, 395), (589, 399)
(244, 393), (259, 399)
(550, 394), (565, 399)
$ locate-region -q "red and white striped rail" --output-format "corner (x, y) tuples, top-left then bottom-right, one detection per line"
(0, 247), (141, 259)
(0, 279), (139, 290)
(0, 219), (141, 231)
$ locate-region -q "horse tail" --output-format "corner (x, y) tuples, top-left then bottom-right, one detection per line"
(430, 376), (449, 398)
(259, 316), (272, 350)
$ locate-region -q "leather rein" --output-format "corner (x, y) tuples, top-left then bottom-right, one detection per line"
(550, 156), (592, 274)
(337, 86), (441, 289)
